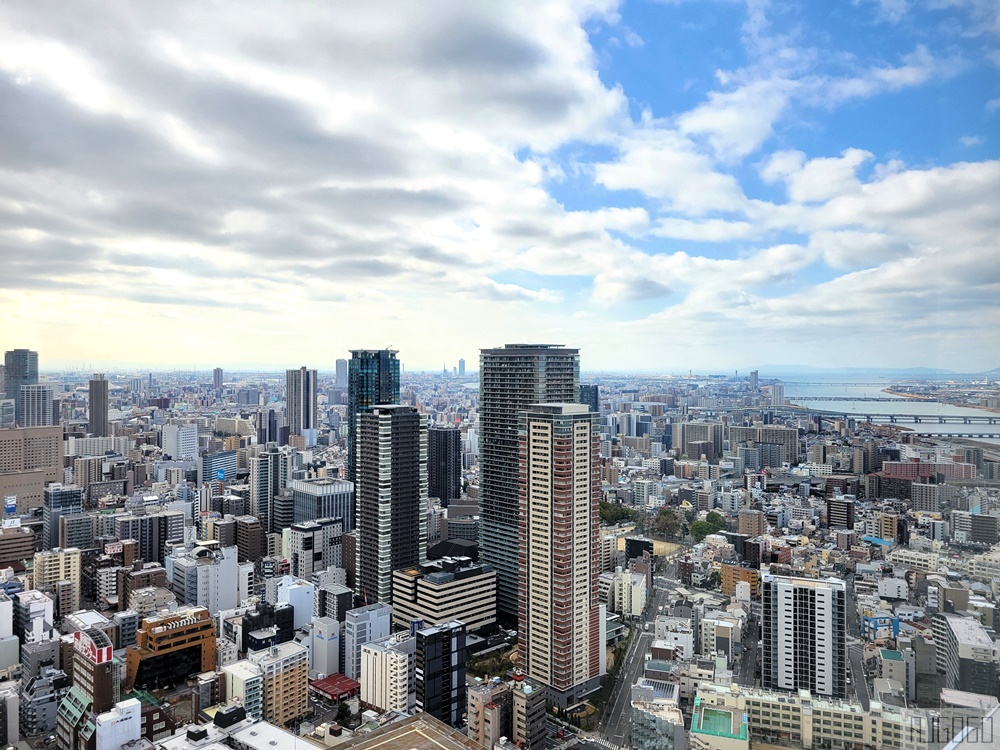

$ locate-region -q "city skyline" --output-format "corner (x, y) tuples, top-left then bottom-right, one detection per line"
(0, 1), (997, 372)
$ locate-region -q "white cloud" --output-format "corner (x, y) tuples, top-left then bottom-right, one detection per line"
(594, 128), (747, 214)
(960, 135), (984, 146)
(677, 78), (795, 160)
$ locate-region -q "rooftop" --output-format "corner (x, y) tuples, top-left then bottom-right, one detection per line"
(335, 714), (484, 750)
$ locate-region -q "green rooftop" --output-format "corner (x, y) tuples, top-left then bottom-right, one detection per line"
(880, 649), (903, 661)
(691, 698), (749, 741)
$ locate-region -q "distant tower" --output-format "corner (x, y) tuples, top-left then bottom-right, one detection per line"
(4, 348), (38, 426)
(518, 403), (603, 706)
(335, 359), (349, 388)
(428, 425), (461, 505)
(250, 448), (287, 535)
(355, 405), (426, 604)
(458, 358), (466, 377)
(286, 367), (318, 439)
(579, 383), (599, 413)
(21, 384), (55, 427)
(771, 382), (784, 407)
(213, 367), (223, 391)
(89, 374), (109, 437)
(479, 344), (579, 618)
(347, 350), (400, 485)
(749, 370), (759, 391)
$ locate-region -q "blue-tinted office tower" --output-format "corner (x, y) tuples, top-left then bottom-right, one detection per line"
(4, 349), (38, 427)
(347, 350), (400, 485)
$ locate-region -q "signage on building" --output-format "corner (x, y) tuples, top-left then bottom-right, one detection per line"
(105, 542), (124, 555)
(1, 518), (20, 529)
(3, 496), (15, 515)
(74, 630), (113, 664)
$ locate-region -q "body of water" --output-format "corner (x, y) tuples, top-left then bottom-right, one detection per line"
(773, 374), (1000, 445)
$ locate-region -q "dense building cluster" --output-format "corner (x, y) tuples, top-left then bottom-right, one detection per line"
(0, 347), (998, 750)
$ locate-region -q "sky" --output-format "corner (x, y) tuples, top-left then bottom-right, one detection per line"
(0, 0), (998, 374)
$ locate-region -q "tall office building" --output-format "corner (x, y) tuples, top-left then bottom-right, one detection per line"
(518, 403), (603, 706)
(761, 574), (847, 698)
(458, 358), (466, 377)
(20, 384), (55, 427)
(428, 426), (461, 504)
(286, 366), (318, 440)
(89, 374), (109, 437)
(161, 423), (197, 460)
(0, 425), (64, 512)
(42, 483), (84, 550)
(355, 405), (427, 605)
(290, 477), (354, 527)
(480, 344), (579, 618)
(347, 349), (400, 484)
(213, 368), (223, 391)
(249, 448), (287, 535)
(749, 370), (759, 391)
(335, 359), (349, 387)
(579, 384), (599, 413)
(4, 348), (38, 426)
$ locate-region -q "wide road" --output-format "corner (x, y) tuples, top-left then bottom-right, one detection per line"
(600, 585), (669, 747)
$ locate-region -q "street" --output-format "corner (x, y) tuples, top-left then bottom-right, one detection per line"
(600, 586), (668, 747)
(737, 612), (759, 687)
(849, 643), (870, 711)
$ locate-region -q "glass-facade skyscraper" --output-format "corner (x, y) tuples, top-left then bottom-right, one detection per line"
(4, 348), (39, 427)
(347, 349), (400, 484)
(479, 344), (579, 618)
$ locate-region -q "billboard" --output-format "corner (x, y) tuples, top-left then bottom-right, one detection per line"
(74, 630), (113, 664)
(3, 495), (15, 515)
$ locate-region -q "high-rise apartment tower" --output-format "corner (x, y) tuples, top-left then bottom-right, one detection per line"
(761, 574), (847, 698)
(355, 405), (426, 605)
(479, 344), (579, 617)
(518, 403), (603, 706)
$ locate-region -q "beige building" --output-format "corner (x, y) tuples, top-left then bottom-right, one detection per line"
(33, 546), (81, 616)
(0, 425), (63, 512)
(518, 403), (604, 708)
(696, 682), (931, 750)
(391, 556), (496, 632)
(247, 641), (308, 728)
(360, 633), (414, 714)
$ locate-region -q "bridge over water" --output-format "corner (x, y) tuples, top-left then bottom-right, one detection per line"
(789, 396), (910, 402)
(787, 407), (1000, 424)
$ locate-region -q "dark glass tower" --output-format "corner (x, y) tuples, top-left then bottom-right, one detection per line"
(347, 350), (400, 484)
(4, 348), (38, 426)
(89, 374), (109, 437)
(428, 425), (461, 505)
(479, 344), (579, 618)
(579, 384), (599, 413)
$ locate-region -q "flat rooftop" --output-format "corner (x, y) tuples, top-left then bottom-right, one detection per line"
(335, 714), (484, 750)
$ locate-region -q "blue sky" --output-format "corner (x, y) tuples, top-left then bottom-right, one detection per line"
(0, 0), (997, 372)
